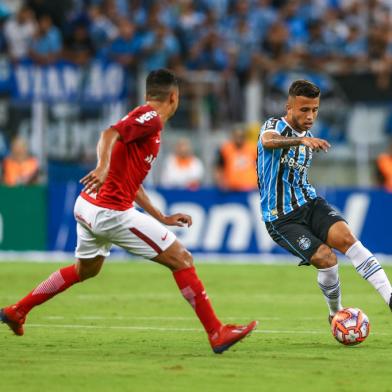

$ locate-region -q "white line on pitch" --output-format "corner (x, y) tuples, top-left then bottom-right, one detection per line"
(43, 316), (282, 321)
(0, 293), (323, 300)
(12, 323), (325, 334)
(1, 323), (390, 336)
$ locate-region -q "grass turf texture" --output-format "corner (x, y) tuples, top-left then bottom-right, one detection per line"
(1, 262), (392, 392)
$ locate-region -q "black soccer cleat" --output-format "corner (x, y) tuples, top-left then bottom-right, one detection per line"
(389, 294), (392, 312)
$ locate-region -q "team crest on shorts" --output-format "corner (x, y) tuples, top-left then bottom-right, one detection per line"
(297, 235), (311, 250)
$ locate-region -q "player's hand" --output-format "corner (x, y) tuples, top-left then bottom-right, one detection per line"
(162, 213), (192, 228)
(80, 166), (109, 194)
(300, 137), (331, 152)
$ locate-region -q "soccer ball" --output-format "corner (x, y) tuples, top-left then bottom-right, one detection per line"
(331, 308), (370, 346)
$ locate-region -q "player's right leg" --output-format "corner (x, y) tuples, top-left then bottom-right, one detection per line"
(326, 220), (392, 311)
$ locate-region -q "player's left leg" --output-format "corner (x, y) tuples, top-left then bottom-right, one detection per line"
(309, 244), (343, 319)
(327, 221), (392, 309)
(153, 240), (258, 354)
(266, 215), (343, 318)
(0, 257), (104, 336)
(114, 208), (257, 353)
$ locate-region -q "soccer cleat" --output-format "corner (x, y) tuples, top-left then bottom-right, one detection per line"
(328, 315), (333, 325)
(209, 320), (258, 354)
(0, 306), (26, 336)
(389, 294), (392, 312)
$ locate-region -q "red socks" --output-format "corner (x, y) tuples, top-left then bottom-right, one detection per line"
(15, 264), (81, 315)
(14, 264), (221, 336)
(173, 266), (222, 334)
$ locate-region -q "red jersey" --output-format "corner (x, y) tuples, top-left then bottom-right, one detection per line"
(81, 104), (163, 210)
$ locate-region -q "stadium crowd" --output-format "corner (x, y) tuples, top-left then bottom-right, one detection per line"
(0, 0), (391, 87)
(1, 0), (392, 189)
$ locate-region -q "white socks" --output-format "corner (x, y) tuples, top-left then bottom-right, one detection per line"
(346, 241), (392, 305)
(317, 264), (343, 316)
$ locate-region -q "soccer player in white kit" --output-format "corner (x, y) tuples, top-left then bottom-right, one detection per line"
(1, 69), (257, 354)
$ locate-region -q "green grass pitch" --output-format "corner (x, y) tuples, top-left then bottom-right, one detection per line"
(1, 261), (392, 392)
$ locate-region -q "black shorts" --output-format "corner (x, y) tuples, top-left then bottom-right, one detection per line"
(265, 197), (346, 266)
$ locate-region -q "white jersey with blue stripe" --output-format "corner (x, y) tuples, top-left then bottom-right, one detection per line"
(257, 117), (317, 222)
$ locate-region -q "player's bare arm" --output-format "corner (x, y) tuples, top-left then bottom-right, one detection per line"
(135, 185), (192, 227)
(80, 127), (120, 193)
(262, 132), (330, 152)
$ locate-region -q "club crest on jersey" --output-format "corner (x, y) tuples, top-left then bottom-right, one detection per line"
(265, 118), (278, 131)
(135, 110), (158, 124)
(297, 235), (311, 250)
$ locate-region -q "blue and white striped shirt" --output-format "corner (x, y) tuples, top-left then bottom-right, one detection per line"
(257, 117), (317, 222)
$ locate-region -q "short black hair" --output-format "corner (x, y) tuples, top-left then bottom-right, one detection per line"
(288, 80), (320, 99)
(146, 69), (178, 101)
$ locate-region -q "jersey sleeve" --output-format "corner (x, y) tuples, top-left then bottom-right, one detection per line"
(261, 118), (285, 135)
(111, 110), (162, 143)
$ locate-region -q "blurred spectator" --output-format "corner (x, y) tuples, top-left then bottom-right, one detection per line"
(339, 24), (367, 73)
(257, 21), (300, 73)
(108, 18), (140, 67)
(187, 31), (228, 71)
(100, 0), (122, 24)
(29, 14), (62, 65)
(280, 0), (308, 48)
(177, 0), (205, 50)
(368, 23), (390, 89)
(225, 18), (259, 83)
(250, 0), (278, 41)
(26, 0), (73, 30)
(63, 22), (94, 66)
(88, 5), (118, 55)
(140, 23), (180, 71)
(160, 137), (204, 190)
(305, 20), (333, 71)
(3, 5), (35, 62)
(2, 136), (39, 186)
(214, 126), (258, 191)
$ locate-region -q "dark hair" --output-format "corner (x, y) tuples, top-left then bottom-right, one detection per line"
(146, 69), (178, 101)
(288, 80), (320, 99)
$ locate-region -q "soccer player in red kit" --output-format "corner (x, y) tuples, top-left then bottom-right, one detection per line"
(1, 69), (257, 354)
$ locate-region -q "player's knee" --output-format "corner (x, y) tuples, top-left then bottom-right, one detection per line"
(79, 267), (100, 281)
(76, 259), (103, 281)
(154, 241), (194, 271)
(339, 232), (357, 252)
(172, 248), (193, 271)
(311, 244), (337, 269)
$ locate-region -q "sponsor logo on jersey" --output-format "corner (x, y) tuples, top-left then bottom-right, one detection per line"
(280, 155), (307, 173)
(135, 110), (158, 124)
(297, 235), (311, 250)
(161, 232), (168, 241)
